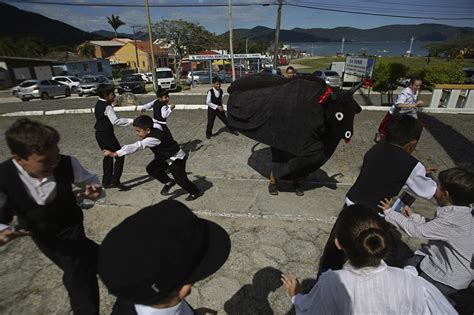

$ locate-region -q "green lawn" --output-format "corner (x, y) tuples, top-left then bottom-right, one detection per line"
(292, 56), (474, 74)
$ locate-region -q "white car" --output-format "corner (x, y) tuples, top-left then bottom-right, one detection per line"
(155, 67), (176, 91)
(52, 76), (81, 93)
(186, 72), (200, 85)
(132, 73), (151, 83)
(17, 79), (71, 101)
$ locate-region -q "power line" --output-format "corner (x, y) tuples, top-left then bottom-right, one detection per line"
(286, 3), (474, 20)
(2, 0), (277, 7)
(3, 0), (473, 20)
(292, 0), (473, 15)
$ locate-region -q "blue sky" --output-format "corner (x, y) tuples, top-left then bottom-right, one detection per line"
(7, 0), (474, 35)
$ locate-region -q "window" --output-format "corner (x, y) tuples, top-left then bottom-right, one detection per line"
(72, 64), (78, 71)
(142, 61), (145, 67)
(97, 62), (103, 72)
(39, 80), (50, 85)
(83, 63), (89, 71)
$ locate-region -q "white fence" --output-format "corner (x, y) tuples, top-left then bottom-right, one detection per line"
(429, 84), (474, 110)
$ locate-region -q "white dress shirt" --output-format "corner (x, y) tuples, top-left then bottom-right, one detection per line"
(138, 100), (173, 124)
(99, 98), (134, 127)
(134, 300), (194, 315)
(116, 137), (186, 165)
(390, 87), (419, 118)
(385, 205), (474, 289)
(345, 162), (437, 206)
(0, 157), (101, 232)
(292, 261), (456, 314)
(206, 88), (223, 110)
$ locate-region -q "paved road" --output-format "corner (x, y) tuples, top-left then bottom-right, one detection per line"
(0, 110), (472, 314)
(0, 89), (420, 114)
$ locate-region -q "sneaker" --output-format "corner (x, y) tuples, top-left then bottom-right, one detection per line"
(185, 192), (201, 201)
(268, 183), (278, 195)
(160, 180), (176, 195)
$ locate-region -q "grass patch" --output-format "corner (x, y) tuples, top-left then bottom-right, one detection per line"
(292, 57), (474, 74)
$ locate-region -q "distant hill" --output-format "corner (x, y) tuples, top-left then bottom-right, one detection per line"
(0, 3), (103, 46)
(91, 30), (133, 39)
(222, 24), (474, 42)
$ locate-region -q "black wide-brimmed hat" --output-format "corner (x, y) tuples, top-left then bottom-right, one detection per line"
(98, 200), (231, 305)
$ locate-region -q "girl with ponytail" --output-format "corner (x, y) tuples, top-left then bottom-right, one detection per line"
(281, 204), (456, 314)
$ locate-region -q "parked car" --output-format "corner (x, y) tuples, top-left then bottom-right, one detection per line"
(77, 75), (110, 96)
(118, 74), (147, 94)
(52, 76), (81, 93)
(144, 72), (153, 83)
(17, 79), (71, 101)
(132, 73), (151, 83)
(155, 67), (176, 91)
(313, 70), (342, 88)
(10, 84), (20, 97)
(186, 71), (200, 85)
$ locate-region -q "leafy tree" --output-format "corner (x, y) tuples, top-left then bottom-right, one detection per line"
(0, 38), (18, 56)
(418, 65), (464, 89)
(106, 14), (126, 38)
(424, 34), (474, 59)
(372, 62), (409, 104)
(152, 19), (219, 79)
(77, 43), (96, 58)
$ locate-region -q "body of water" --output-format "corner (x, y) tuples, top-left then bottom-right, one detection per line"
(288, 41), (433, 57)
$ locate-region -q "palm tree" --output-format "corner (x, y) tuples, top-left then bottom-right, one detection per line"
(107, 14), (126, 38)
(77, 43), (96, 58)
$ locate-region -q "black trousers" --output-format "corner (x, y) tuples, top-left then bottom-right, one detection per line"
(32, 224), (100, 315)
(318, 205), (414, 275)
(95, 132), (124, 185)
(206, 108), (234, 137)
(146, 158), (199, 195)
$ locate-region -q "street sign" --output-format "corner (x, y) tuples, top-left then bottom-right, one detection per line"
(188, 53), (264, 61)
(344, 56), (376, 78)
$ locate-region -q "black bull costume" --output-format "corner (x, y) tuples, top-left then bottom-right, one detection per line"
(227, 73), (363, 181)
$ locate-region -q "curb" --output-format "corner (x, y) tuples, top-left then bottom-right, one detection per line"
(1, 105), (473, 117)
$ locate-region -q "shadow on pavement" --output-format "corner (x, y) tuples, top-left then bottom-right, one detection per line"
(419, 113), (474, 166)
(180, 139), (204, 155)
(224, 266), (283, 315)
(247, 145), (341, 192)
(167, 175), (213, 200)
(121, 175), (155, 189)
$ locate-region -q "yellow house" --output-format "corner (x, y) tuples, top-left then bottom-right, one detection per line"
(110, 41), (169, 72)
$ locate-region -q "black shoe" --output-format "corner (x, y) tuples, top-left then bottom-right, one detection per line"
(160, 180), (176, 195)
(103, 183), (114, 189)
(268, 183), (278, 195)
(206, 135), (211, 139)
(232, 130), (239, 136)
(185, 192), (201, 201)
(294, 182), (304, 196)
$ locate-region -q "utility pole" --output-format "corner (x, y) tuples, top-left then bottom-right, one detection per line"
(245, 38), (249, 70)
(132, 25), (140, 73)
(228, 0), (236, 81)
(145, 0), (157, 91)
(273, 0), (283, 72)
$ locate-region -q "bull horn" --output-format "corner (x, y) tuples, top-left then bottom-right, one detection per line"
(349, 81), (365, 95)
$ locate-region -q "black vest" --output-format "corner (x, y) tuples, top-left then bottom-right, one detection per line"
(0, 155), (83, 239)
(346, 142), (419, 209)
(148, 129), (180, 160)
(209, 88), (223, 107)
(94, 100), (114, 132)
(152, 100), (168, 124)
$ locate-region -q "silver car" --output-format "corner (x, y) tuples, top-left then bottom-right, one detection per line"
(313, 70), (343, 88)
(17, 79), (71, 101)
(77, 75), (110, 96)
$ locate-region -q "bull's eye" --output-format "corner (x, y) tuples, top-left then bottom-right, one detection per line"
(335, 112), (344, 121)
(345, 131), (352, 138)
